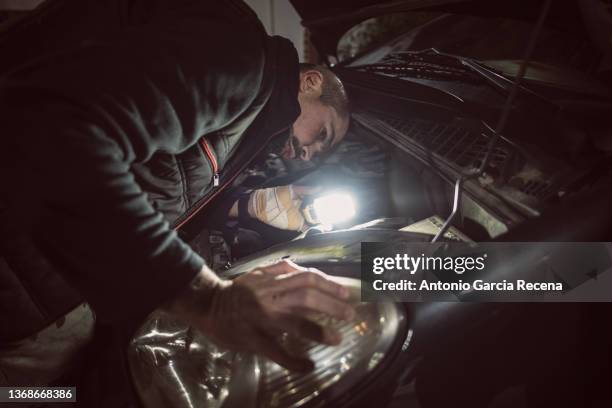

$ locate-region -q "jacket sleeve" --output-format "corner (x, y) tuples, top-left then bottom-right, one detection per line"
(0, 15), (268, 323)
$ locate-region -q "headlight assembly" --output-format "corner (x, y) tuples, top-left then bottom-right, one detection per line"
(128, 278), (409, 408)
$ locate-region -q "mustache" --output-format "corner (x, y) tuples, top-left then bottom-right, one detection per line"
(286, 128), (328, 165)
(289, 129), (302, 159)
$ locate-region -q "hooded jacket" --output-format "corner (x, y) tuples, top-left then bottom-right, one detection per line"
(0, 0), (301, 341)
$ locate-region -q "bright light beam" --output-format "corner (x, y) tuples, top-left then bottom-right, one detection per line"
(312, 193), (356, 226)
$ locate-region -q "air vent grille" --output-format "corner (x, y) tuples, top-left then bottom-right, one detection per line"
(370, 113), (559, 201)
(517, 179), (553, 198)
(378, 115), (511, 171)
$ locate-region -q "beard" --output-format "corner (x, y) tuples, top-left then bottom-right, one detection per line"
(260, 127), (319, 173)
(264, 127), (301, 160)
(263, 127), (291, 157)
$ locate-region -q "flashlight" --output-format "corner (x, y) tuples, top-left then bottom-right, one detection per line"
(302, 192), (356, 227)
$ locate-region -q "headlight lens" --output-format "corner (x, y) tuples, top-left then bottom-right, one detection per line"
(128, 278), (407, 408)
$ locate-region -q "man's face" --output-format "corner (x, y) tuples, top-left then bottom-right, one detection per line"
(280, 70), (349, 162)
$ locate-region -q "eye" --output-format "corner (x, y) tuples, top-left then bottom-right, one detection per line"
(317, 129), (327, 142)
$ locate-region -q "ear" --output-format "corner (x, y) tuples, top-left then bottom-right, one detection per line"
(299, 70), (324, 97)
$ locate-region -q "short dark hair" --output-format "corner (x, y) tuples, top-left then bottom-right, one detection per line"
(299, 63), (349, 120)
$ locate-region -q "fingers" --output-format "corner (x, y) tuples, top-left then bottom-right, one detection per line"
(277, 288), (355, 321)
(254, 330), (314, 372)
(254, 261), (354, 320)
(272, 268), (351, 300)
(252, 314), (342, 371)
(257, 259), (305, 275)
(274, 313), (342, 345)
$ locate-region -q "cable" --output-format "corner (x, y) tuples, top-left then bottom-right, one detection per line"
(477, 0), (553, 176)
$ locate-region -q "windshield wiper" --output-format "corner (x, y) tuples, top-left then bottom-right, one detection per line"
(353, 49), (484, 84)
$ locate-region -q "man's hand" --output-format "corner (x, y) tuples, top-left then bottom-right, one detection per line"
(229, 185), (321, 231)
(165, 260), (354, 371)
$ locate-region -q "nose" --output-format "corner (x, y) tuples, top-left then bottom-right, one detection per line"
(300, 142), (323, 161)
(300, 143), (322, 162)
(300, 145), (312, 161)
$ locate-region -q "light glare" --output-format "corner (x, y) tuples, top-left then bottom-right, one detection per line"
(312, 193), (356, 225)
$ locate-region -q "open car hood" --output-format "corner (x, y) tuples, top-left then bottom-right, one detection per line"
(289, 0), (591, 62)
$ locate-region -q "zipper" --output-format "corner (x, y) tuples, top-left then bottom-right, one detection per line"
(173, 125), (290, 231)
(199, 138), (219, 187)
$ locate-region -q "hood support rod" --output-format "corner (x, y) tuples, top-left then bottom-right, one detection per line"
(432, 0), (553, 242)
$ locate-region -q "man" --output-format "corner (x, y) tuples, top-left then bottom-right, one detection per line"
(0, 0), (350, 397)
